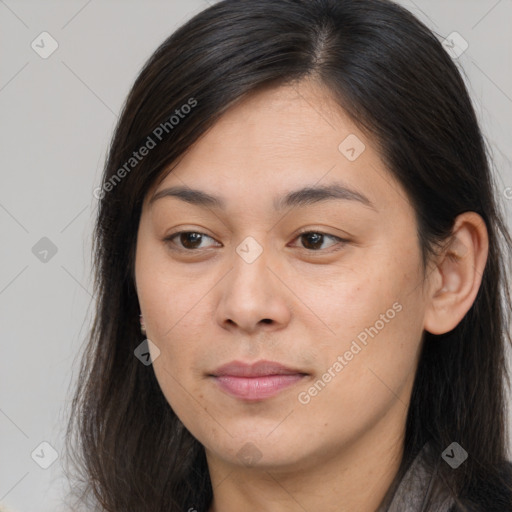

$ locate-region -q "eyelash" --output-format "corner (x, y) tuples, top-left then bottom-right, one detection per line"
(163, 229), (348, 254)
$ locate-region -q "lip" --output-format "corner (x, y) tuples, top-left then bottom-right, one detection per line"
(211, 359), (306, 377)
(209, 360), (308, 401)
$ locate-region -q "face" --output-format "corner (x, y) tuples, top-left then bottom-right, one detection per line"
(135, 79), (433, 473)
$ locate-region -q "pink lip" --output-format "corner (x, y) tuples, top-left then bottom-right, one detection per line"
(210, 360), (308, 401)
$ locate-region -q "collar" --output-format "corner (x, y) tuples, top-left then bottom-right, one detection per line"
(379, 442), (455, 512)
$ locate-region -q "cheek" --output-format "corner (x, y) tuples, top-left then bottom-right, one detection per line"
(294, 302), (423, 445)
(315, 247), (421, 339)
(135, 234), (207, 339)
(302, 248), (425, 408)
(135, 242), (196, 394)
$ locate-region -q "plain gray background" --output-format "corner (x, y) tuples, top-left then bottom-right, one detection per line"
(1, 1), (511, 511)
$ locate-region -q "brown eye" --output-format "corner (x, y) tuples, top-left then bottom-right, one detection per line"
(300, 232), (325, 250)
(164, 231), (219, 251)
(293, 231), (347, 251)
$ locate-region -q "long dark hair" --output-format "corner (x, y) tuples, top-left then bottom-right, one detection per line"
(64, 0), (512, 510)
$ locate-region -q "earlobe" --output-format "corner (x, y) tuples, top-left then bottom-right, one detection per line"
(423, 212), (489, 335)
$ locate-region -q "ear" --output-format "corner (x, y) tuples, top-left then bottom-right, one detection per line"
(423, 212), (489, 335)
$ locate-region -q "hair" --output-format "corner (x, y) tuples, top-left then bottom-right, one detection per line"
(64, 0), (512, 511)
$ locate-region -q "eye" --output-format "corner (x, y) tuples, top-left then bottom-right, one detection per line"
(163, 230), (348, 253)
(290, 230), (348, 252)
(164, 231), (220, 251)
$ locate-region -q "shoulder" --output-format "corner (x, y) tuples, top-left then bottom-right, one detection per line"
(393, 443), (512, 512)
(449, 460), (512, 512)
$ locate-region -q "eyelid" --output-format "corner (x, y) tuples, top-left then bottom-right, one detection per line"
(163, 228), (349, 252)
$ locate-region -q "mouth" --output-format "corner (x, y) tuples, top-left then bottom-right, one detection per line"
(209, 360), (309, 401)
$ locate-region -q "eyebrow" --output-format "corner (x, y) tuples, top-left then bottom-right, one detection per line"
(149, 183), (376, 211)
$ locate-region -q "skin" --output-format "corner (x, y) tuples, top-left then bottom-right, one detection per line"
(134, 78), (488, 512)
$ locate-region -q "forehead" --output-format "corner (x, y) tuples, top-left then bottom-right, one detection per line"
(187, 80), (358, 165)
(145, 80), (408, 216)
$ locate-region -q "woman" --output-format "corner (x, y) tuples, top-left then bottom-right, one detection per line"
(65, 0), (512, 510)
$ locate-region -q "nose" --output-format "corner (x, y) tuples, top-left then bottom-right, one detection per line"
(215, 243), (292, 334)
